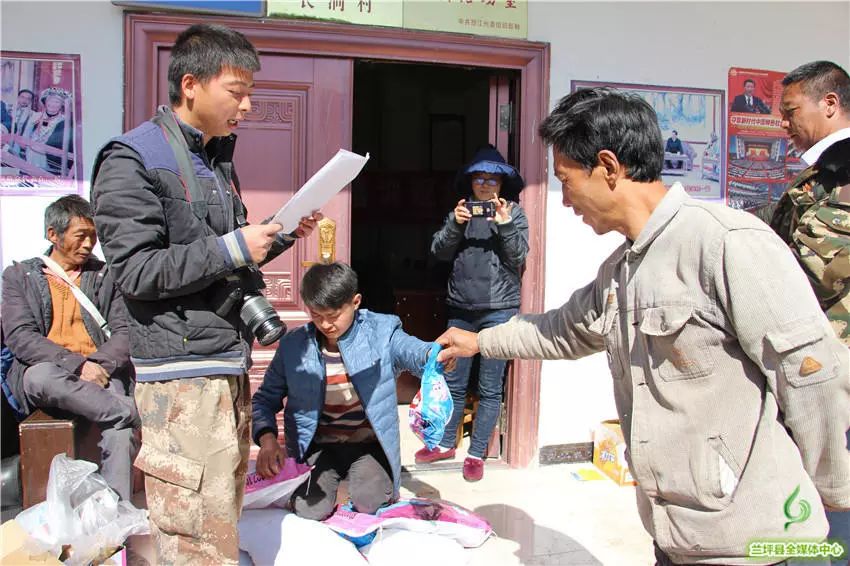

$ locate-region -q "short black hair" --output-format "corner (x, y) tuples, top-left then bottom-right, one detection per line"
(672, 130), (678, 135)
(538, 87), (663, 182)
(17, 89), (34, 99)
(168, 24), (260, 105)
(301, 262), (359, 310)
(743, 79), (756, 87)
(44, 194), (92, 238)
(783, 60), (850, 111)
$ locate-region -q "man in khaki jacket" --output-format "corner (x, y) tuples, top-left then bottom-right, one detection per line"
(437, 87), (850, 565)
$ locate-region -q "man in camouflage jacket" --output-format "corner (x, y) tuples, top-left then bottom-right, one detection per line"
(759, 60), (850, 562)
(757, 61), (850, 345)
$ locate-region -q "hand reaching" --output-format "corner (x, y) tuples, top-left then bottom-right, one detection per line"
(256, 432), (287, 478)
(293, 210), (324, 238)
(436, 327), (480, 364)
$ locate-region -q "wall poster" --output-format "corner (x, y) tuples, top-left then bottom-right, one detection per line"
(725, 67), (798, 211)
(572, 80), (725, 201)
(1, 51), (83, 196)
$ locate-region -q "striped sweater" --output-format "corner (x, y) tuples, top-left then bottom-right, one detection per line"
(314, 348), (376, 444)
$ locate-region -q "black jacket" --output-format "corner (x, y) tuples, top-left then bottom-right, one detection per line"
(432, 146), (529, 311)
(1, 253), (130, 414)
(90, 107), (294, 381)
(431, 203), (529, 310)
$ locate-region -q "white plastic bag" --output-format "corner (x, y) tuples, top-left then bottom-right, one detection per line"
(238, 508), (367, 565)
(361, 529), (468, 566)
(242, 458), (312, 509)
(14, 454), (149, 565)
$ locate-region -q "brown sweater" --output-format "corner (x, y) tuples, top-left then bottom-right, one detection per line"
(45, 271), (97, 357)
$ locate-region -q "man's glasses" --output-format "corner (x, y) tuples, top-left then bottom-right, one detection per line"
(472, 177), (500, 187)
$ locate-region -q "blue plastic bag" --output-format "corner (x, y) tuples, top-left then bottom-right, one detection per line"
(408, 344), (454, 450)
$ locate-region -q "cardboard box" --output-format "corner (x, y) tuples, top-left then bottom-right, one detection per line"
(0, 519), (62, 565)
(0, 520), (126, 566)
(96, 545), (126, 566)
(592, 419), (637, 486)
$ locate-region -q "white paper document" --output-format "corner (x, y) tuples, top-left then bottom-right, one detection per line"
(272, 149), (369, 233)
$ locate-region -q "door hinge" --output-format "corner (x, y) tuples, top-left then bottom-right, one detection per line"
(499, 402), (508, 432)
(499, 103), (513, 133)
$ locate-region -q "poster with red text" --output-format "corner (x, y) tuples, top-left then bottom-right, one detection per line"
(726, 67), (801, 210)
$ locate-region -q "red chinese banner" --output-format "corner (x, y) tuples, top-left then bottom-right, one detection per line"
(726, 67), (801, 210)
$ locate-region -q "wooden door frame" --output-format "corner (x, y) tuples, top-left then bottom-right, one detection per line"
(125, 13), (549, 468)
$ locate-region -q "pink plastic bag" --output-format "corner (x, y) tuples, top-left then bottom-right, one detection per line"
(323, 498), (492, 548)
(242, 458), (312, 510)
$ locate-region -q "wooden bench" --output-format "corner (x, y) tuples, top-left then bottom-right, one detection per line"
(18, 410), (102, 509)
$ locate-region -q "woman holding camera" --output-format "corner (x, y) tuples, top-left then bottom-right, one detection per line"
(419, 145), (529, 481)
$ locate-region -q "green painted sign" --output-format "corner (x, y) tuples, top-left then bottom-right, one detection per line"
(404, 0), (526, 39)
(267, 0), (402, 28)
(266, 0), (527, 39)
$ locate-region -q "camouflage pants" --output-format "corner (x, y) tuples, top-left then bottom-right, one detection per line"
(134, 374), (250, 565)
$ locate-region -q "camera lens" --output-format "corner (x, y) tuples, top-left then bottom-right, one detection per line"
(240, 294), (286, 346)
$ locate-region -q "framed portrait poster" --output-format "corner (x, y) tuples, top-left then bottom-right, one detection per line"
(571, 80), (726, 201)
(725, 67), (797, 211)
(1, 51), (83, 196)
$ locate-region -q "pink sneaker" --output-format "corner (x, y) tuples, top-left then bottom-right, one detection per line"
(414, 446), (456, 464)
(462, 457), (484, 482)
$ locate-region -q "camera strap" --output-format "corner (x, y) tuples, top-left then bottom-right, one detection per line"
(157, 105), (208, 222)
(40, 255), (111, 339)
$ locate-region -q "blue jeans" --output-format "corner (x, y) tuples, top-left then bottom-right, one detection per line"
(438, 307), (518, 458)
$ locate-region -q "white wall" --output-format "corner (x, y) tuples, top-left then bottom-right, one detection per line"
(0, 0), (123, 269)
(3, 0), (850, 454)
(527, 1), (850, 448)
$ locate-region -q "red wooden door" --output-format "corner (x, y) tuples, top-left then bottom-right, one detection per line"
(485, 72), (518, 459)
(127, 13), (548, 468)
(233, 55), (353, 328)
(233, 55), (353, 438)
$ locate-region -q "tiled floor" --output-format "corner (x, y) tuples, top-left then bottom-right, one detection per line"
(127, 461), (653, 565)
(399, 463), (653, 566)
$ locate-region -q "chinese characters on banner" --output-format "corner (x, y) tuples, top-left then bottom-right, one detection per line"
(572, 80), (726, 200)
(0, 52), (83, 197)
(404, 0), (526, 38)
(725, 67), (800, 211)
(268, 0), (403, 28)
(266, 0), (527, 39)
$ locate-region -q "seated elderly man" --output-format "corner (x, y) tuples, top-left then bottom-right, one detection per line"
(1, 195), (139, 500)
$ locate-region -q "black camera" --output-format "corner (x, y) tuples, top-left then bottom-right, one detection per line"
(465, 200), (496, 218)
(214, 267), (286, 346)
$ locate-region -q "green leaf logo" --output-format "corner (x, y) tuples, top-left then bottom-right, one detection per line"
(784, 485), (812, 531)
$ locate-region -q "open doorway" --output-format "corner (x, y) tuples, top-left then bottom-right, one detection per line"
(350, 60), (517, 469)
(128, 14), (549, 468)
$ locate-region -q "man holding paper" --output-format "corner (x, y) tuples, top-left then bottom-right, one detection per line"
(90, 24), (321, 565)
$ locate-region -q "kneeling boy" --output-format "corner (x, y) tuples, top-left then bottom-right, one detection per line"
(252, 262), (436, 520)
